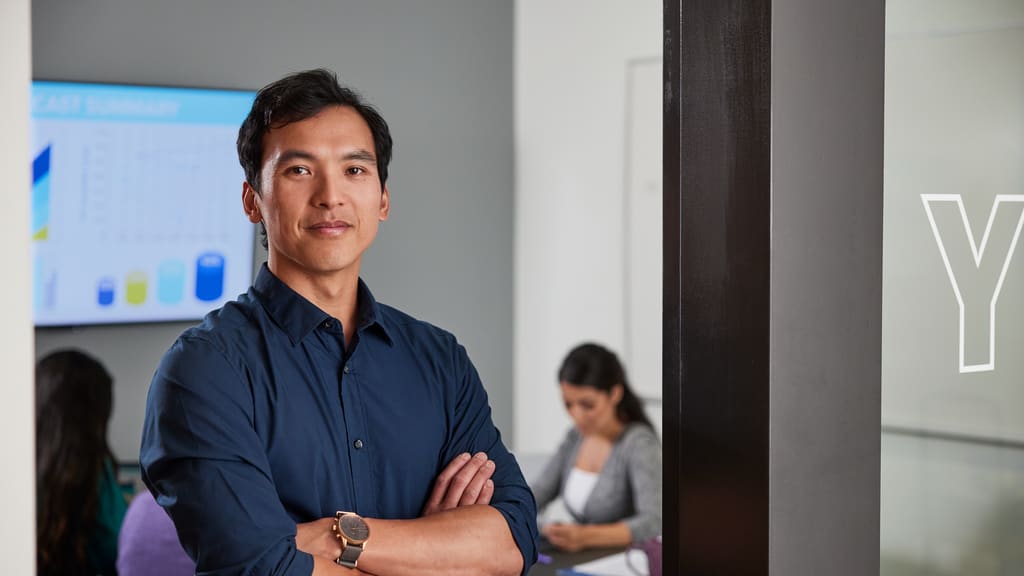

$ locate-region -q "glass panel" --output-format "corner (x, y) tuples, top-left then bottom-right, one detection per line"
(883, 1), (1024, 574)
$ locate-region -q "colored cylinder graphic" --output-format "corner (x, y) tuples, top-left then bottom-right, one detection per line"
(125, 271), (148, 305)
(97, 277), (115, 307)
(195, 252), (225, 302)
(32, 145), (51, 241)
(157, 260), (185, 304)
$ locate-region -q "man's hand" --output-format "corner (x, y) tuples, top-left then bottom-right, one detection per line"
(542, 522), (586, 552)
(421, 452), (495, 516)
(296, 517), (341, 560)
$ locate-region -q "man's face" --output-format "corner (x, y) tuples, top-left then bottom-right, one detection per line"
(243, 105), (389, 283)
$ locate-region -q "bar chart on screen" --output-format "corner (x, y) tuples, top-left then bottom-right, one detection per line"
(30, 81), (255, 326)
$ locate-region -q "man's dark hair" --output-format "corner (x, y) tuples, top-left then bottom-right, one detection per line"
(236, 68), (393, 248)
(237, 68), (393, 192)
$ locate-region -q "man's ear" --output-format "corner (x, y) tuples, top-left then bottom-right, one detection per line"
(379, 185), (391, 221)
(242, 181), (262, 223)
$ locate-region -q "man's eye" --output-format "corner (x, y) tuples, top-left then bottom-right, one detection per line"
(288, 166), (310, 175)
(346, 166), (365, 176)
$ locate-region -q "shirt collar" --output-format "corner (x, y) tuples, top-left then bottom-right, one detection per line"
(251, 263), (394, 346)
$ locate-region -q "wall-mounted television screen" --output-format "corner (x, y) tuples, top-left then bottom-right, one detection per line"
(31, 80), (257, 327)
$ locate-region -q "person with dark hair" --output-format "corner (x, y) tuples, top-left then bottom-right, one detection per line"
(36, 349), (127, 576)
(530, 342), (662, 552)
(140, 68), (536, 576)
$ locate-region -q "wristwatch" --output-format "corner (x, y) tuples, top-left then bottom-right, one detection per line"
(332, 511), (370, 568)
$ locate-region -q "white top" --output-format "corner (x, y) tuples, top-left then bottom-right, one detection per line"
(563, 467), (600, 517)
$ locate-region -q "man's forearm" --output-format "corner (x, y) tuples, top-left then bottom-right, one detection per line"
(305, 505), (521, 576)
(365, 505), (520, 576)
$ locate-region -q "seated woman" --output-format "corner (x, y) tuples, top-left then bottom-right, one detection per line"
(36, 349), (127, 576)
(531, 342), (662, 552)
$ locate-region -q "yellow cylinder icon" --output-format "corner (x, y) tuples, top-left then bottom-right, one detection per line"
(126, 270), (148, 305)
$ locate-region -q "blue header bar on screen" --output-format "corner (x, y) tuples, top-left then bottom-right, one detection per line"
(32, 81), (255, 125)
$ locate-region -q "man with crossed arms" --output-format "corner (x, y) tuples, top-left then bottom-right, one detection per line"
(141, 68), (537, 576)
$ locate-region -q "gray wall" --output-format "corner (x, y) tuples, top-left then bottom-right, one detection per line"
(32, 0), (515, 461)
(770, 0), (883, 573)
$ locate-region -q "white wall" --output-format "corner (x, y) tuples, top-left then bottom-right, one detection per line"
(514, 0), (662, 454)
(0, 0), (37, 572)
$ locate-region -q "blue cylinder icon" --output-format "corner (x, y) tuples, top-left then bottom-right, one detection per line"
(97, 277), (115, 307)
(195, 252), (225, 302)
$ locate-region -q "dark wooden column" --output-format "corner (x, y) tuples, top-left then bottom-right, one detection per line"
(663, 1), (772, 573)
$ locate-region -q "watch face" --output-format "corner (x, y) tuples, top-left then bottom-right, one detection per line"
(339, 514), (370, 544)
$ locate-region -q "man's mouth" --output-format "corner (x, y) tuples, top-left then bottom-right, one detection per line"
(309, 221), (351, 235)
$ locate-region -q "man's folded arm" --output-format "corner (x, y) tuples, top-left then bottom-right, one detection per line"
(301, 450), (534, 576)
(141, 339), (313, 576)
(443, 343), (539, 574)
(303, 505), (519, 576)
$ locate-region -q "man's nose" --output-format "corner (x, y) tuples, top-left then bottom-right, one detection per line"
(313, 172), (347, 207)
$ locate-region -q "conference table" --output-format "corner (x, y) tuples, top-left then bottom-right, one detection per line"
(528, 545), (632, 576)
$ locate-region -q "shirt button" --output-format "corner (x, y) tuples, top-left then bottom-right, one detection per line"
(343, 365), (350, 374)
(353, 439), (364, 449)
(322, 320), (332, 329)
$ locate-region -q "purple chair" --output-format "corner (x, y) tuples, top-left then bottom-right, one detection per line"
(117, 490), (195, 576)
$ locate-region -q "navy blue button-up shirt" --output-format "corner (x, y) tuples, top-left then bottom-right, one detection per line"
(141, 265), (538, 575)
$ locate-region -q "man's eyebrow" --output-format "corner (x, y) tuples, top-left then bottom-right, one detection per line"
(343, 149), (377, 164)
(275, 149), (316, 164)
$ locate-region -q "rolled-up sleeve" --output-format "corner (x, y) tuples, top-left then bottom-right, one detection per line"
(140, 336), (312, 576)
(444, 343), (539, 575)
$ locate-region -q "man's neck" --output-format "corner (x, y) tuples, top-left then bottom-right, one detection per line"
(268, 259), (361, 349)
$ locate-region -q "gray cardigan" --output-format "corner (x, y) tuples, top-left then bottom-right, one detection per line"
(529, 423), (662, 542)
